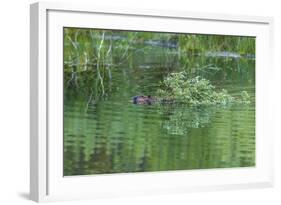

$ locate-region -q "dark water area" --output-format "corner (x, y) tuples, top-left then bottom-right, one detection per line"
(63, 46), (255, 176)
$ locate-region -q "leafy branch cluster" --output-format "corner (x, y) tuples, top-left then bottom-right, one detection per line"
(157, 71), (250, 105)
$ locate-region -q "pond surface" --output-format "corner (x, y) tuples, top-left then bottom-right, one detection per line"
(64, 46), (255, 176)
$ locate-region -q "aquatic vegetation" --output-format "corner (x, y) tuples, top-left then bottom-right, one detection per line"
(157, 71), (250, 105)
(239, 90), (251, 104)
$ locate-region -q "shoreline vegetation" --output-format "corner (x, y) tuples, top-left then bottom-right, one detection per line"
(64, 28), (255, 106)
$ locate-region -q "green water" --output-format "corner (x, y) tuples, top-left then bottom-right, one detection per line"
(63, 43), (255, 176)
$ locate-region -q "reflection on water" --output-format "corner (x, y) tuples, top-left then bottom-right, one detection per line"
(64, 48), (255, 176)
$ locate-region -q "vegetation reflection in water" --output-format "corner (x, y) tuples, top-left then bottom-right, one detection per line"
(63, 28), (255, 176)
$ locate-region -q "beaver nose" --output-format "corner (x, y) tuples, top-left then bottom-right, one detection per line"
(133, 96), (138, 104)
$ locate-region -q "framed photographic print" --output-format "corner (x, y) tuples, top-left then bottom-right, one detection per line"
(30, 2), (274, 202)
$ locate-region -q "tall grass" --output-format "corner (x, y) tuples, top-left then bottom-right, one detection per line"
(179, 34), (255, 54)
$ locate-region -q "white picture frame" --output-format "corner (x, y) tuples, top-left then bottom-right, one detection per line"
(30, 1), (274, 202)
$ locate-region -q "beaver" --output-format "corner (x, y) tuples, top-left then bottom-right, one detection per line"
(132, 95), (155, 105)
